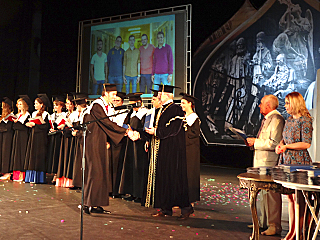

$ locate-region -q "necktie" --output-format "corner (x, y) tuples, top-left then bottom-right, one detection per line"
(105, 105), (109, 113)
(256, 118), (266, 138)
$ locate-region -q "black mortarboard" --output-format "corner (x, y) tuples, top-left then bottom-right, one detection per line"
(116, 92), (126, 100)
(18, 95), (32, 109)
(73, 98), (87, 105)
(52, 95), (65, 103)
(65, 93), (74, 102)
(103, 83), (117, 92)
(2, 97), (13, 108)
(150, 89), (158, 97)
(74, 92), (88, 99)
(37, 93), (51, 108)
(125, 92), (143, 101)
(179, 92), (197, 104)
(156, 84), (180, 93)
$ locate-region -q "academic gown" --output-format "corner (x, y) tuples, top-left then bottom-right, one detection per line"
(118, 109), (148, 199)
(47, 113), (66, 174)
(0, 119), (14, 173)
(145, 102), (190, 209)
(83, 100), (126, 207)
(185, 116), (200, 203)
(110, 109), (128, 195)
(10, 113), (30, 171)
(56, 127), (73, 179)
(24, 112), (50, 173)
(72, 124), (83, 188)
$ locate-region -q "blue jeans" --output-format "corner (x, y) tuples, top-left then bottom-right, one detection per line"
(92, 80), (104, 95)
(140, 74), (152, 94)
(125, 76), (137, 94)
(153, 74), (169, 90)
(108, 76), (123, 92)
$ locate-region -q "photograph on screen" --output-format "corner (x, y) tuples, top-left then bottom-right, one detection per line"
(89, 15), (175, 97)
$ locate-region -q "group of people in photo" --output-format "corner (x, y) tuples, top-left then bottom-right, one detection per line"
(90, 31), (173, 95)
(0, 83), (200, 221)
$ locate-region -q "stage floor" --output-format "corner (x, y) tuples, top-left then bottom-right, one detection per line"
(0, 165), (300, 239)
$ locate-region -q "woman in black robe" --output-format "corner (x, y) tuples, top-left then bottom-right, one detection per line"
(24, 95), (50, 183)
(70, 97), (87, 189)
(11, 97), (31, 181)
(118, 94), (148, 202)
(47, 98), (66, 182)
(0, 97), (14, 180)
(56, 96), (76, 187)
(180, 93), (201, 204)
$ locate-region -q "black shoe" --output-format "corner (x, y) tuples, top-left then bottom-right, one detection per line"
(123, 196), (135, 201)
(177, 209), (194, 221)
(151, 211), (171, 217)
(90, 206), (111, 214)
(69, 186), (81, 190)
(83, 206), (90, 215)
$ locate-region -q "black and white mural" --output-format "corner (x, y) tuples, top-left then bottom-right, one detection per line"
(193, 0), (319, 145)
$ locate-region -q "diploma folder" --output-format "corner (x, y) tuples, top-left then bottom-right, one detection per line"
(4, 113), (17, 122)
(229, 127), (248, 145)
(143, 114), (152, 130)
(29, 116), (45, 125)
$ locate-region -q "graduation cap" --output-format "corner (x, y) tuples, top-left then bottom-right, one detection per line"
(103, 83), (117, 92)
(179, 92), (197, 104)
(52, 95), (65, 103)
(74, 92), (88, 99)
(73, 97), (87, 106)
(150, 89), (158, 97)
(65, 93), (74, 103)
(71, 92), (88, 105)
(156, 84), (180, 93)
(116, 92), (126, 100)
(125, 92), (143, 101)
(2, 97), (13, 108)
(37, 93), (51, 108)
(18, 95), (32, 109)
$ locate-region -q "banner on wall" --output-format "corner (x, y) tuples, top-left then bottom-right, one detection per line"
(193, 0), (319, 145)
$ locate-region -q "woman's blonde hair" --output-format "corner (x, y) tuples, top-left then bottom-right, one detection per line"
(16, 98), (29, 114)
(285, 92), (311, 118)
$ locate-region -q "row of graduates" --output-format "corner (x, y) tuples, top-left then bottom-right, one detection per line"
(0, 93), (88, 186)
(0, 84), (200, 218)
(82, 83), (200, 219)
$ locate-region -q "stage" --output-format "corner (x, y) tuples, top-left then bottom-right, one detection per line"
(0, 165), (294, 239)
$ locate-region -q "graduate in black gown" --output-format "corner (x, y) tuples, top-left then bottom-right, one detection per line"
(180, 93), (201, 204)
(25, 94), (51, 183)
(71, 96), (88, 189)
(0, 97), (15, 180)
(118, 93), (148, 203)
(145, 85), (193, 220)
(140, 89), (162, 207)
(11, 96), (32, 181)
(109, 92), (128, 197)
(47, 96), (67, 182)
(56, 94), (77, 187)
(82, 84), (130, 214)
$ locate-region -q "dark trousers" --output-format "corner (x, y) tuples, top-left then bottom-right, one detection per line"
(140, 74), (152, 94)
